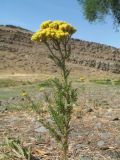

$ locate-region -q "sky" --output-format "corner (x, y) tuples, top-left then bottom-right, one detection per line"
(0, 0), (120, 48)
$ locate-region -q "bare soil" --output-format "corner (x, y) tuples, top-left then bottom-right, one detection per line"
(0, 81), (120, 160)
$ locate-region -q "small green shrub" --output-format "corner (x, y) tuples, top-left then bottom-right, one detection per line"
(0, 79), (32, 88)
(38, 79), (54, 88)
(5, 137), (31, 160)
(90, 79), (112, 85)
(114, 79), (120, 86)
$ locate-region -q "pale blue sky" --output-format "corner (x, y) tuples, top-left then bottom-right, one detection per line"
(0, 0), (120, 48)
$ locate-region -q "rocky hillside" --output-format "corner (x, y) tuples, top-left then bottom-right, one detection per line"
(0, 25), (120, 74)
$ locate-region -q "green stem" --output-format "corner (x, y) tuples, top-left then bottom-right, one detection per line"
(62, 135), (68, 160)
(44, 38), (72, 160)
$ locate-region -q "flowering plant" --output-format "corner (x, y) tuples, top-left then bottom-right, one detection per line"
(32, 20), (77, 160)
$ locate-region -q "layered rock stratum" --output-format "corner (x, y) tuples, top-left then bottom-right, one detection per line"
(0, 25), (120, 74)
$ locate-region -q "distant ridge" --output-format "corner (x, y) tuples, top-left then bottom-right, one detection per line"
(0, 25), (120, 74)
(0, 25), (31, 32)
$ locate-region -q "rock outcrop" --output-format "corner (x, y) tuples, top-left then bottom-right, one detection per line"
(0, 25), (120, 73)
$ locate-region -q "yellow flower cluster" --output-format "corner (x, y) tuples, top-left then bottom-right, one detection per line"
(80, 77), (85, 82)
(21, 90), (28, 97)
(39, 87), (45, 91)
(31, 20), (76, 41)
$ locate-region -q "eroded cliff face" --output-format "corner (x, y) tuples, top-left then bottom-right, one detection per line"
(70, 39), (120, 73)
(0, 25), (54, 73)
(0, 25), (120, 74)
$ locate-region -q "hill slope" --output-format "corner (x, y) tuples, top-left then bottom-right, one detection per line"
(0, 25), (120, 74)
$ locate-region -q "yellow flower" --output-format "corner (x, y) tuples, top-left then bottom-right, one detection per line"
(80, 77), (85, 82)
(39, 87), (45, 91)
(31, 20), (76, 42)
(40, 20), (52, 29)
(21, 90), (28, 96)
(49, 22), (59, 29)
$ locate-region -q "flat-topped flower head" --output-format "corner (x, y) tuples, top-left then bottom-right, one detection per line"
(31, 20), (76, 41)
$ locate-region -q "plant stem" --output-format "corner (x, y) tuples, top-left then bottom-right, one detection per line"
(44, 39), (71, 160)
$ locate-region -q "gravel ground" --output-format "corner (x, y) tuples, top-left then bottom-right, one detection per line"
(0, 83), (120, 160)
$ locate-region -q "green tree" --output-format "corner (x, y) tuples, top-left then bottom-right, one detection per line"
(78, 0), (120, 27)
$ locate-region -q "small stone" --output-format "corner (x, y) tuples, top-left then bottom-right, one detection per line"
(107, 109), (112, 113)
(100, 132), (111, 139)
(35, 126), (47, 133)
(47, 118), (53, 123)
(86, 108), (94, 113)
(21, 97), (25, 101)
(97, 140), (105, 147)
(76, 144), (87, 150)
(106, 109), (112, 117)
(94, 122), (102, 129)
(112, 117), (119, 121)
(75, 144), (88, 155)
(97, 140), (109, 150)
